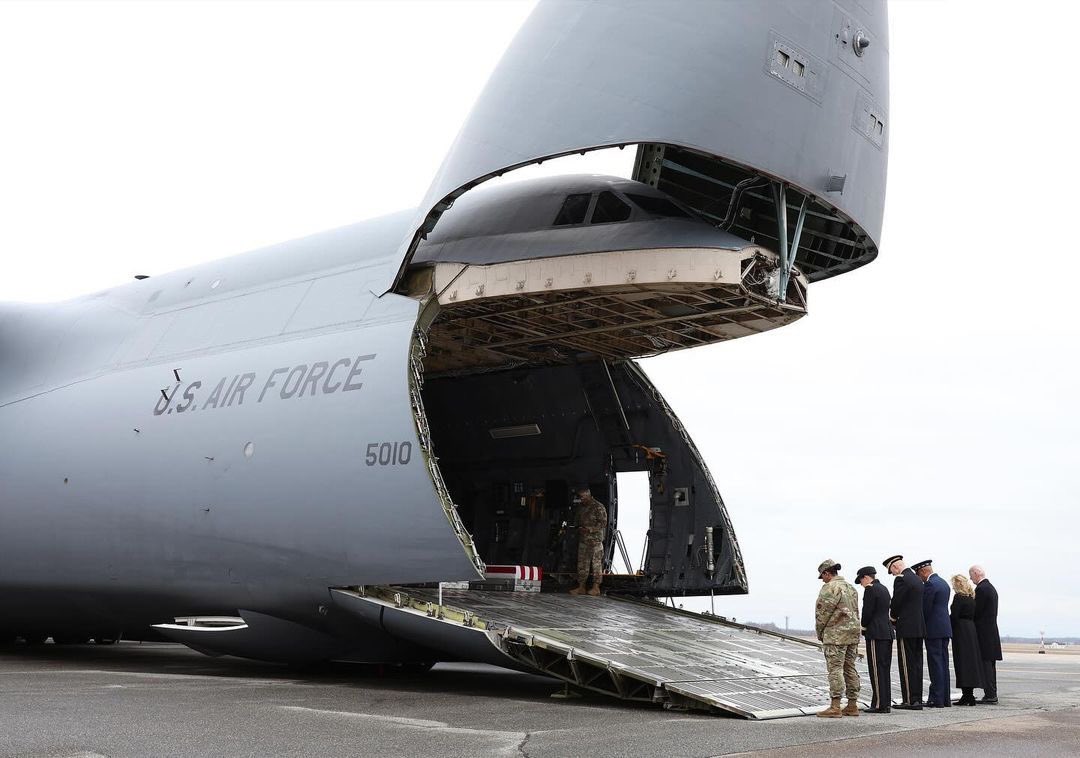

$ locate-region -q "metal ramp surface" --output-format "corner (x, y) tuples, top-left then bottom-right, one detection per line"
(331, 587), (871, 720)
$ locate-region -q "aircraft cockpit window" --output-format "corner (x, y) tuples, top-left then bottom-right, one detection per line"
(553, 193), (592, 226)
(590, 191), (632, 224)
(626, 193), (690, 218)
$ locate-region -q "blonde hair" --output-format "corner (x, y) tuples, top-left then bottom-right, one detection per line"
(951, 574), (975, 597)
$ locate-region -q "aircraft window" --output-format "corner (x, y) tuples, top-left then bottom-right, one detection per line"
(626, 193), (690, 218)
(553, 193), (592, 225)
(590, 191), (632, 224)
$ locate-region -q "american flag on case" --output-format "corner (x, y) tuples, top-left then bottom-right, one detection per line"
(478, 565), (542, 592)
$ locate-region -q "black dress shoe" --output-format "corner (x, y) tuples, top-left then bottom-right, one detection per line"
(862, 707), (891, 714)
(894, 703), (923, 710)
(980, 697), (998, 704)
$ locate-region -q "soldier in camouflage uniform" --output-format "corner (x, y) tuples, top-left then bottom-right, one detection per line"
(815, 558), (862, 718)
(568, 488), (607, 596)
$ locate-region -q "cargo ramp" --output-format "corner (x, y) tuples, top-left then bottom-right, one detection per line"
(332, 587), (871, 720)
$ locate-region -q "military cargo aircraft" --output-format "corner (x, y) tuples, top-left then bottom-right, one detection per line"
(0, 0), (889, 718)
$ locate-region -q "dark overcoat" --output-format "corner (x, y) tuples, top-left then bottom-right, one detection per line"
(950, 595), (983, 687)
(974, 578), (1002, 661)
(890, 567), (926, 638)
(861, 579), (894, 640)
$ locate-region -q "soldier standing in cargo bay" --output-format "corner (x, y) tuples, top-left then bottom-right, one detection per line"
(814, 559), (862, 718)
(569, 488), (607, 596)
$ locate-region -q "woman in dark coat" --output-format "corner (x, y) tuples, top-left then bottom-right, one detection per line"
(950, 574), (983, 704)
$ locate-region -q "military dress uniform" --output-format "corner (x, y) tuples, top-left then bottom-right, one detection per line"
(814, 559), (861, 718)
(857, 566), (893, 713)
(916, 561), (953, 707)
(570, 493), (607, 595)
(885, 555), (926, 708)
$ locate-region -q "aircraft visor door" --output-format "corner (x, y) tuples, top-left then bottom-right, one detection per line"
(381, 0), (888, 291)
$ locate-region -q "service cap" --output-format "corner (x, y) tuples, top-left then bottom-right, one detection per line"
(911, 559), (933, 572)
(855, 566), (876, 582)
(882, 554), (903, 570)
(817, 559), (841, 578)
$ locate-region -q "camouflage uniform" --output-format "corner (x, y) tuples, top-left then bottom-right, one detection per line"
(576, 495), (607, 587)
(816, 574), (862, 700)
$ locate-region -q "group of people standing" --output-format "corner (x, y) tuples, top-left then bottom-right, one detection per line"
(813, 555), (1001, 718)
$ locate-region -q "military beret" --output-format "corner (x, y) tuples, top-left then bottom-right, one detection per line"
(882, 554), (903, 570)
(855, 566), (876, 581)
(911, 559), (933, 572)
(817, 559), (840, 578)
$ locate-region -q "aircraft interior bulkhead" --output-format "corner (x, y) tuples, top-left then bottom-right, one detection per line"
(397, 175), (779, 595)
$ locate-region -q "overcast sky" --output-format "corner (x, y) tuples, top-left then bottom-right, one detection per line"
(2, 1), (1077, 637)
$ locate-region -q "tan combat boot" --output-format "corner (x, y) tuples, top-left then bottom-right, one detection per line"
(568, 584), (586, 596)
(816, 698), (843, 718)
(842, 699), (860, 717)
(587, 580), (602, 596)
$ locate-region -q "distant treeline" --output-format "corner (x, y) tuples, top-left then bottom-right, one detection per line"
(747, 623), (1079, 644)
(748, 621), (815, 637)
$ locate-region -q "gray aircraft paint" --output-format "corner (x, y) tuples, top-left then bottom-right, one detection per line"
(0, 212), (482, 629)
(412, 174), (751, 267)
(0, 291), (478, 617)
(387, 0), (888, 290)
(0, 0), (888, 666)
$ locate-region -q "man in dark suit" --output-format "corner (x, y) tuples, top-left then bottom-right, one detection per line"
(970, 564), (1002, 703)
(884, 554), (925, 709)
(856, 566), (893, 713)
(914, 560), (952, 707)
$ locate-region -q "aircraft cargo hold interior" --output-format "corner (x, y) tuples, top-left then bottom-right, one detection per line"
(414, 358), (745, 596)
(397, 175), (800, 595)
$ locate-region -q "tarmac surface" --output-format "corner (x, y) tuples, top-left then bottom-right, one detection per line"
(0, 643), (1077, 757)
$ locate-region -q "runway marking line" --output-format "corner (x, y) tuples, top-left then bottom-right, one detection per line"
(277, 705), (570, 739)
(0, 669), (293, 685)
(279, 707), (454, 729)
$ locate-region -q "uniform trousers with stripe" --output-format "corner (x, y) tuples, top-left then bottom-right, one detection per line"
(865, 637), (893, 710)
(896, 636), (924, 705)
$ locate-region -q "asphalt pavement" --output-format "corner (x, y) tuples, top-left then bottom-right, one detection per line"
(0, 644), (1077, 757)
